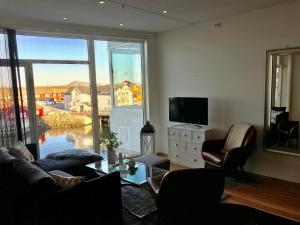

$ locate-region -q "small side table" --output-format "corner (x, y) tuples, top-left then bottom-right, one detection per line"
(134, 155), (170, 171)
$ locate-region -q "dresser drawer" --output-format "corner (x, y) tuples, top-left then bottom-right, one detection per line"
(179, 130), (192, 141)
(183, 153), (204, 167)
(168, 128), (179, 139)
(170, 151), (183, 160)
(169, 139), (186, 152)
(186, 142), (202, 153)
(170, 152), (204, 168)
(192, 131), (205, 142)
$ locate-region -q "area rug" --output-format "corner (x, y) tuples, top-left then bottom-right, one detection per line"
(122, 185), (157, 219)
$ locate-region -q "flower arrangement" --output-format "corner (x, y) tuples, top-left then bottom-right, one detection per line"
(99, 129), (122, 151)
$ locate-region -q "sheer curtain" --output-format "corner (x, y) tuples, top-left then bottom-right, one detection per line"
(0, 28), (24, 146)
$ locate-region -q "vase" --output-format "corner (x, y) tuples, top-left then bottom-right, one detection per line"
(107, 149), (116, 164)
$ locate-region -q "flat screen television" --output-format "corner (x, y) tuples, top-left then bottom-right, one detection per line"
(169, 97), (208, 125)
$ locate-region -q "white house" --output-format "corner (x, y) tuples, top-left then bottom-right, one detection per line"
(64, 85), (112, 114)
(63, 87), (91, 113)
(114, 82), (134, 106)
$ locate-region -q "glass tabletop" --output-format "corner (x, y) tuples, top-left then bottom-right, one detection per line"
(86, 159), (168, 186)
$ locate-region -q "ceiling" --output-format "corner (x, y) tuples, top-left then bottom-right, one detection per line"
(0, 0), (295, 33)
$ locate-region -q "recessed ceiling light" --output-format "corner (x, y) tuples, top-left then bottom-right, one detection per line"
(63, 17), (68, 20)
(162, 10), (168, 14)
(98, 1), (105, 4)
(120, 23), (124, 27)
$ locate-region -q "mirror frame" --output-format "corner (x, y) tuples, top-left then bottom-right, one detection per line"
(264, 47), (300, 156)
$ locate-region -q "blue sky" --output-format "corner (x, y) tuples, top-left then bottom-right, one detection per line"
(16, 35), (141, 86)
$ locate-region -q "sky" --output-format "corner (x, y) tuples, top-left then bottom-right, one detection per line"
(16, 35), (142, 86)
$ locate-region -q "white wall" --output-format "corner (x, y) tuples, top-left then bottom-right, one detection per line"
(154, 1), (300, 183)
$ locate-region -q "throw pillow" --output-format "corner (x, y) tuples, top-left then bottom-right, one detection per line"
(48, 170), (86, 188)
(8, 141), (35, 162)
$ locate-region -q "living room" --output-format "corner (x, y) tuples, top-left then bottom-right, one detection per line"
(0, 0), (300, 225)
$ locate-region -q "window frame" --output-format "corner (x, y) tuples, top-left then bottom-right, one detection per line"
(4, 31), (149, 157)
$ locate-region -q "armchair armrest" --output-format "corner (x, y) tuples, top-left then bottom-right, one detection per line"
(289, 125), (299, 136)
(222, 146), (245, 167)
(147, 177), (160, 195)
(202, 138), (226, 153)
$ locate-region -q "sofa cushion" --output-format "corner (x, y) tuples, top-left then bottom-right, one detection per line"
(0, 146), (9, 154)
(8, 141), (35, 162)
(0, 150), (16, 185)
(33, 150), (103, 172)
(46, 149), (103, 161)
(48, 170), (86, 188)
(11, 159), (57, 194)
(134, 155), (170, 170)
(0, 148), (15, 164)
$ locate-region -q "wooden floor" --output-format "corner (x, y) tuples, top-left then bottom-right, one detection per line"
(170, 163), (300, 222)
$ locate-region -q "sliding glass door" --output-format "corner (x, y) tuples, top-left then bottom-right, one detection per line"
(94, 40), (145, 156)
(109, 41), (144, 156)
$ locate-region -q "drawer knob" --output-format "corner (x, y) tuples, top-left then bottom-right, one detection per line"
(174, 143), (178, 147)
(193, 147), (197, 150)
(193, 158), (197, 162)
(196, 136), (200, 138)
(172, 132), (175, 135)
(184, 134), (187, 137)
(176, 154), (179, 158)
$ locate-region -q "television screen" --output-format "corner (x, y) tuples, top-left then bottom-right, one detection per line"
(169, 97), (208, 125)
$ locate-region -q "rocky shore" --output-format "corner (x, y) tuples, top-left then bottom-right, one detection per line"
(42, 112), (92, 129)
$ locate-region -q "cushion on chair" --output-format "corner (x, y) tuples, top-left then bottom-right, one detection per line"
(224, 123), (252, 150)
(202, 151), (226, 165)
(134, 155), (170, 170)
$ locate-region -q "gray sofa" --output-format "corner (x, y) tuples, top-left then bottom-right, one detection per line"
(0, 145), (122, 225)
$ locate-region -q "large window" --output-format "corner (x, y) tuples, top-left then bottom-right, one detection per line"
(14, 34), (146, 158)
(32, 64), (92, 158)
(17, 35), (88, 61)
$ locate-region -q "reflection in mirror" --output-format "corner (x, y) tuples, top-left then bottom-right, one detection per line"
(265, 48), (300, 156)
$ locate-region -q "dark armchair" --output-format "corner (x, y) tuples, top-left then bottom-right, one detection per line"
(270, 106), (289, 127)
(278, 120), (299, 148)
(148, 168), (225, 225)
(201, 123), (256, 180)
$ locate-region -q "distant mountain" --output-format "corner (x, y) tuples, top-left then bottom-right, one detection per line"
(66, 81), (112, 87)
(97, 84), (111, 95)
(66, 81), (90, 87)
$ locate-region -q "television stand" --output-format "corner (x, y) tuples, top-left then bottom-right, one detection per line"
(167, 125), (214, 168)
(183, 124), (203, 129)
(171, 124), (204, 129)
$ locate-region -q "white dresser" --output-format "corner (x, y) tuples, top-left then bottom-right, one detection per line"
(168, 126), (213, 168)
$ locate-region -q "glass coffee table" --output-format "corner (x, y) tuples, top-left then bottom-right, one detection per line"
(86, 158), (168, 186)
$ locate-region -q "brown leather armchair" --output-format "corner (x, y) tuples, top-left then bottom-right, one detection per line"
(202, 123), (256, 180)
(148, 168), (225, 225)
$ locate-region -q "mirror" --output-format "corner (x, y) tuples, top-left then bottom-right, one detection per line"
(264, 47), (300, 156)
